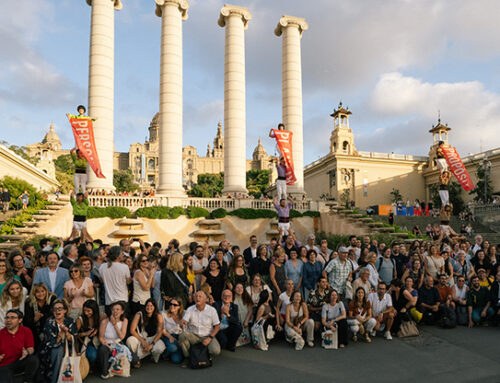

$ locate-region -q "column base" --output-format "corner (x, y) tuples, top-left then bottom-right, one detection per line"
(156, 187), (186, 198)
(222, 186), (248, 197)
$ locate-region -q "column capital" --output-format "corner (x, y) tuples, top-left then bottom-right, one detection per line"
(274, 15), (308, 37)
(218, 4), (252, 29)
(86, 0), (123, 10)
(155, 0), (189, 19)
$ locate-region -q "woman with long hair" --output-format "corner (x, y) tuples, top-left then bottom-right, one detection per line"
(269, 250), (286, 303)
(249, 245), (272, 285)
(38, 299), (77, 383)
(32, 250), (49, 276)
(472, 250), (491, 276)
(254, 289), (275, 347)
(424, 244), (445, 281)
(97, 301), (129, 379)
(348, 287), (376, 343)
(285, 249), (303, 291)
(302, 250), (323, 300)
(322, 290), (348, 348)
(200, 258), (225, 302)
(285, 290), (314, 349)
(233, 283), (253, 347)
(182, 253), (196, 288)
(76, 299), (102, 366)
(246, 273), (272, 306)
(487, 246), (498, 275)
(0, 258), (19, 295)
(161, 252), (192, 308)
(131, 254), (156, 315)
(227, 255), (249, 290)
(127, 298), (165, 366)
(0, 279), (27, 329)
(24, 282), (56, 350)
(160, 296), (183, 363)
(63, 263), (94, 319)
(402, 258), (424, 289)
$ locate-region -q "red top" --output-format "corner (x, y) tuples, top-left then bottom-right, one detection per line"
(0, 326), (34, 366)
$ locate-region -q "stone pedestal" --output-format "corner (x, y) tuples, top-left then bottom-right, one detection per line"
(218, 5), (252, 196)
(85, 0), (122, 191)
(275, 15), (308, 195)
(155, 0), (189, 196)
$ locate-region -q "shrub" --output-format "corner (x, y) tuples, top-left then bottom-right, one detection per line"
(186, 206), (210, 219)
(135, 206), (171, 219)
(0, 176), (44, 209)
(0, 200), (50, 235)
(302, 210), (320, 218)
(211, 208), (227, 219)
(87, 207), (131, 219)
(169, 206), (186, 219)
(228, 208), (277, 219)
(289, 209), (303, 218)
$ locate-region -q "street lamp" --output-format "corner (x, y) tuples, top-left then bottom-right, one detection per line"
(480, 155), (491, 204)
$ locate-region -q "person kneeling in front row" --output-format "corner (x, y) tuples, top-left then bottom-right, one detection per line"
(0, 309), (39, 383)
(213, 289), (242, 352)
(179, 291), (221, 361)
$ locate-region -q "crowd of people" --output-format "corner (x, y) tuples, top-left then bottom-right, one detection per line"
(0, 225), (499, 382)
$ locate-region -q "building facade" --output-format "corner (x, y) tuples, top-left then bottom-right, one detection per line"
(304, 103), (500, 209)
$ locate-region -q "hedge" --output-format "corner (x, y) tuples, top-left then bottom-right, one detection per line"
(186, 206), (210, 219)
(302, 210), (321, 218)
(0, 200), (51, 236)
(211, 208), (227, 219)
(87, 206), (131, 219)
(135, 206), (171, 219)
(227, 208), (277, 219)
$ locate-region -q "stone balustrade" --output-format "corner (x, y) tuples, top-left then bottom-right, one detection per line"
(87, 195), (327, 212)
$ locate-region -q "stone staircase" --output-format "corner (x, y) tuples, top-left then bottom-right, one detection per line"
(0, 196), (70, 252)
(192, 219), (226, 248)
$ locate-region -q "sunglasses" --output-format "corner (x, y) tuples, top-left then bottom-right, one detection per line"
(170, 303), (180, 307)
(141, 259), (148, 263)
(70, 270), (79, 274)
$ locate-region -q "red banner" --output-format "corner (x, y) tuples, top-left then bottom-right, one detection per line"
(68, 117), (105, 178)
(441, 146), (474, 191)
(272, 129), (296, 185)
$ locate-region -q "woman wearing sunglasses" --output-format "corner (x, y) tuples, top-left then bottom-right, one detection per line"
(64, 264), (94, 319)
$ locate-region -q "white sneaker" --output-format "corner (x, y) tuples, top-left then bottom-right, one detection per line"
(384, 331), (392, 340)
(370, 330), (376, 337)
(101, 374), (111, 380)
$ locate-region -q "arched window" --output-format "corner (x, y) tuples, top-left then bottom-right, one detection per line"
(148, 159), (155, 170)
(342, 141), (349, 153)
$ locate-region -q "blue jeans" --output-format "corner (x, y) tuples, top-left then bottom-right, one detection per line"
(161, 335), (183, 364)
(50, 345), (64, 383)
(86, 343), (98, 365)
(471, 307), (494, 324)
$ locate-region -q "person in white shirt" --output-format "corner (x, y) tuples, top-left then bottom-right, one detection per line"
(99, 246), (131, 316)
(346, 235), (361, 261)
(192, 245), (208, 290)
(471, 235), (483, 255)
(367, 282), (395, 340)
(305, 234), (320, 254)
(179, 291), (221, 358)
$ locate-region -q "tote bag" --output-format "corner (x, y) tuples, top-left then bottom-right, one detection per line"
(321, 328), (338, 349)
(57, 340), (82, 383)
(108, 344), (131, 378)
(251, 319), (268, 351)
(236, 326), (251, 347)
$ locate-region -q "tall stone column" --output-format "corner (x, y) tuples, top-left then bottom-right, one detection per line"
(218, 5), (252, 196)
(155, 0), (189, 196)
(85, 0), (122, 191)
(275, 15), (308, 195)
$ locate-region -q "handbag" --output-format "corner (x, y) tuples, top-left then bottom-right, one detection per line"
(321, 327), (338, 349)
(250, 319), (268, 351)
(108, 344), (131, 377)
(236, 327), (251, 347)
(397, 319), (419, 338)
(57, 340), (82, 383)
(78, 341), (89, 380)
(188, 343), (212, 369)
(266, 324), (275, 340)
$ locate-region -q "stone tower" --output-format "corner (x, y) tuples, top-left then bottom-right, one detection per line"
(330, 102), (355, 156)
(212, 122), (224, 158)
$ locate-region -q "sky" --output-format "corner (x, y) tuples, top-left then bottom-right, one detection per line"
(1, 0), (500, 166)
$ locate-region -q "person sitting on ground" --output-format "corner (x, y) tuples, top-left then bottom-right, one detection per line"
(467, 275), (494, 327)
(348, 287), (376, 343)
(232, 283), (253, 347)
(476, 268), (493, 289)
(161, 297), (184, 364)
(246, 273), (272, 306)
(436, 273), (455, 310)
(285, 290), (314, 350)
(322, 289), (349, 348)
(179, 291), (221, 361)
(254, 289), (276, 345)
(76, 299), (101, 367)
(275, 279), (294, 331)
(23, 283), (56, 350)
(127, 298), (165, 366)
(307, 276), (331, 332)
(0, 309), (38, 383)
(32, 251), (69, 299)
(97, 301), (129, 379)
(213, 289), (242, 352)
(38, 299), (77, 383)
(417, 276), (441, 325)
(368, 282), (395, 340)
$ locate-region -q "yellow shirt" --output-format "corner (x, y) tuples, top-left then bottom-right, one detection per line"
(186, 268), (195, 285)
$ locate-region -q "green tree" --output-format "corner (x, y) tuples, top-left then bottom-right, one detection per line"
(54, 154), (75, 174)
(0, 141), (37, 165)
(246, 169), (270, 198)
(56, 171), (74, 194)
(430, 181), (465, 214)
(469, 163), (493, 202)
(389, 188), (403, 203)
(188, 173), (224, 197)
(113, 169), (140, 192)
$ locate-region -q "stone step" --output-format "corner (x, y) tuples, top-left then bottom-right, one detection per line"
(46, 205), (64, 210)
(197, 219), (222, 226)
(58, 195), (71, 202)
(390, 232), (409, 238)
(32, 215), (52, 221)
(1, 234), (28, 241)
(22, 222), (40, 227)
(38, 210), (57, 215)
(192, 229), (226, 236)
(51, 200), (69, 206)
(368, 222), (384, 228)
(266, 229), (280, 236)
(339, 209), (353, 214)
(0, 242), (20, 251)
(13, 227), (37, 235)
(359, 218), (374, 223)
(376, 227), (396, 233)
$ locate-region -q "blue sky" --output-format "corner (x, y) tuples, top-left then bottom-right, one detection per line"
(1, 0), (500, 165)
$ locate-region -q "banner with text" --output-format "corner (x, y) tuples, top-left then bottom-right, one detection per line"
(442, 146), (474, 192)
(272, 129), (296, 185)
(68, 117), (105, 178)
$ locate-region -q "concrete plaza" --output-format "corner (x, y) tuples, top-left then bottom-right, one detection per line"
(87, 326), (500, 383)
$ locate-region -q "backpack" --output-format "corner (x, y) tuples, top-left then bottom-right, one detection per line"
(189, 343), (212, 369)
(439, 305), (457, 329)
(377, 257), (396, 272)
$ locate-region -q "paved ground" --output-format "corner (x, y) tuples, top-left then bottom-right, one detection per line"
(87, 326), (500, 383)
